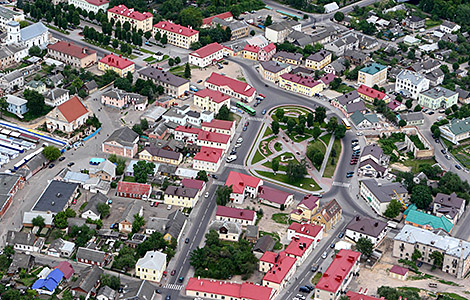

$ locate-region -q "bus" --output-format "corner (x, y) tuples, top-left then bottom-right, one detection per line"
(236, 101), (256, 116)
(342, 118), (351, 130)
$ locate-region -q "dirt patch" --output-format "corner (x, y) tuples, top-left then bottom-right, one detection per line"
(390, 163), (412, 173)
(191, 61), (244, 85)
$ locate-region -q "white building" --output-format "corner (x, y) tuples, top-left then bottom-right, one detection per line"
(264, 19), (301, 43)
(6, 21), (50, 51)
(193, 146), (224, 173)
(224, 171), (262, 204)
(188, 42), (226, 68)
(395, 69), (430, 99)
(0, 6), (24, 31)
(440, 20), (461, 34)
(360, 179), (408, 215)
(68, 0), (110, 14)
(345, 215), (388, 247)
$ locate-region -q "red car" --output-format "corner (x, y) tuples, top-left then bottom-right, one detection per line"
(171, 270), (176, 276)
(72, 199), (77, 204)
(259, 93), (265, 98)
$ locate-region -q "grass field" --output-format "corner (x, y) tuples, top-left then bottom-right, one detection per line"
(259, 136), (276, 157)
(272, 213), (289, 224)
(309, 139), (327, 169)
(251, 150), (266, 165)
(334, 84), (355, 94)
(402, 158), (437, 173)
(425, 19), (442, 29)
(263, 126), (273, 137)
(320, 133), (332, 146)
(274, 142), (282, 152)
(257, 170), (321, 191)
(323, 137), (342, 178)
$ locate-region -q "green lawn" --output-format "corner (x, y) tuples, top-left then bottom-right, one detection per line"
(262, 152), (299, 172)
(272, 213), (289, 224)
(229, 112), (241, 124)
(311, 272), (323, 285)
(334, 84), (355, 94)
(143, 56), (157, 62)
(169, 64), (197, 76)
(320, 133), (332, 146)
(257, 170), (321, 191)
(308, 139), (327, 169)
(425, 19), (442, 29)
(263, 126), (273, 138)
(323, 137), (342, 178)
(402, 158), (437, 173)
(123, 176), (136, 182)
(251, 150), (266, 165)
(274, 142), (283, 152)
(259, 136), (275, 157)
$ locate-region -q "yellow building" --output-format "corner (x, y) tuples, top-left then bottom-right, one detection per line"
(193, 89), (230, 113)
(290, 195), (320, 222)
(107, 5), (153, 32)
(305, 50), (332, 70)
(358, 63), (388, 87)
(25, 80), (47, 94)
(273, 51), (303, 66)
(279, 73), (324, 97)
(135, 250), (167, 282)
(242, 46), (258, 60)
(98, 53), (135, 77)
(312, 199), (342, 232)
(153, 21), (199, 50)
(259, 60), (291, 83)
(163, 186), (200, 208)
(138, 146), (182, 165)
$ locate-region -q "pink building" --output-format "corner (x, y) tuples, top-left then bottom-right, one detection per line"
(102, 127), (139, 158)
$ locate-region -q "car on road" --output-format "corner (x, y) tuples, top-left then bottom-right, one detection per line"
(346, 173), (354, 178)
(299, 286), (310, 293)
(296, 295), (306, 300)
(428, 111), (434, 115)
(254, 102), (259, 107)
(237, 137), (243, 144)
(305, 285), (314, 291)
(338, 232), (344, 238)
(422, 108), (428, 113)
(245, 121), (249, 126)
(445, 154), (451, 160)
(258, 93), (265, 98)
(59, 157), (65, 161)
(165, 296), (171, 300)
(311, 264), (318, 272)
(72, 199), (77, 205)
(243, 126), (247, 131)
(262, 109), (266, 115)
(197, 80), (202, 83)
(171, 270), (176, 276)
(321, 251), (328, 259)
(234, 143), (242, 148)
(211, 174), (218, 179)
(350, 160), (357, 165)
(67, 162), (75, 167)
(167, 205), (172, 210)
(455, 164), (462, 170)
(185, 238), (190, 244)
(441, 149), (447, 154)
(226, 155), (237, 163)
(156, 289), (161, 294)
(330, 243), (335, 248)
(178, 276), (184, 283)
(205, 192), (209, 198)
(48, 163), (55, 168)
(230, 150), (237, 156)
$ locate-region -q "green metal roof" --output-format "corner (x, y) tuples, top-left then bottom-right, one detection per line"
(404, 205), (453, 233)
(360, 63), (387, 75)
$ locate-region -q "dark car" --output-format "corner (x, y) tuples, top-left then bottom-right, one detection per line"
(197, 79), (203, 83)
(455, 164), (462, 170)
(211, 174), (218, 179)
(171, 270), (176, 276)
(165, 296), (171, 300)
(311, 265), (318, 272)
(299, 286), (310, 293)
(243, 126), (247, 131)
(417, 261), (423, 267)
(178, 276), (184, 283)
(441, 149), (447, 154)
(305, 285), (314, 291)
(48, 163), (55, 168)
(67, 162), (75, 167)
(185, 238), (190, 244)
(59, 157), (65, 161)
(156, 289), (161, 294)
(338, 232), (344, 238)
(330, 243), (335, 248)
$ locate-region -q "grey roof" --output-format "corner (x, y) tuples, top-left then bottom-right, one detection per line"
(245, 225), (258, 239)
(146, 217), (168, 232)
(20, 22), (48, 42)
(138, 66), (189, 87)
(97, 286), (116, 300)
(0, 173), (22, 195)
(122, 280), (156, 300)
(2, 70), (23, 82)
(330, 58), (347, 73)
(425, 68), (445, 82)
(396, 69), (427, 85)
(267, 19), (299, 32)
(136, 250), (166, 271)
(343, 49), (368, 63)
(287, 31), (313, 46)
(408, 15), (423, 23)
(456, 87), (470, 99)
(0, 7), (22, 19)
(45, 88), (68, 102)
(395, 225), (470, 259)
(441, 20), (458, 29)
(32, 181), (78, 213)
(102, 89), (125, 100)
(433, 192), (465, 219)
(292, 66), (314, 75)
(143, 145), (181, 160)
(76, 247), (106, 263)
(307, 50), (330, 62)
(273, 51), (303, 62)
(421, 86), (457, 99)
(71, 265), (103, 293)
(346, 215), (387, 238)
(164, 186), (198, 198)
(209, 220), (242, 235)
(84, 80), (97, 91)
(89, 160), (116, 178)
(359, 158), (386, 173)
(361, 179), (407, 203)
(361, 144), (383, 160)
(0, 44), (26, 60)
(411, 59), (440, 73)
(83, 192), (108, 216)
(6, 231), (38, 246)
(336, 90), (360, 105)
(8, 252), (33, 274)
(105, 127), (139, 148)
(120, 200), (142, 224)
(154, 138), (184, 151)
(346, 101), (366, 113)
(253, 235), (275, 253)
(212, 18), (248, 31)
(401, 112), (424, 122)
(165, 210), (187, 239)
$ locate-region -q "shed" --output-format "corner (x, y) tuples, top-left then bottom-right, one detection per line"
(389, 265), (409, 280)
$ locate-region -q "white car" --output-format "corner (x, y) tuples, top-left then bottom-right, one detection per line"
(226, 155), (237, 162)
(205, 192), (209, 198)
(322, 251), (328, 259)
(167, 205), (172, 210)
(234, 143), (242, 148)
(237, 137), (243, 144)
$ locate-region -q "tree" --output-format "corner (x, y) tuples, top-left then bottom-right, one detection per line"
(412, 248), (422, 262)
(432, 127), (441, 138)
(330, 77), (342, 90)
(334, 11), (345, 22)
(184, 63), (191, 79)
(287, 118), (296, 133)
(168, 58), (174, 66)
(430, 251), (443, 269)
(43, 146), (61, 161)
(286, 161), (307, 183)
(315, 106), (326, 124)
(265, 15), (272, 27)
(134, 160), (155, 183)
(179, 7), (203, 29)
(398, 119), (407, 127)
(296, 122), (305, 135)
(414, 105), (422, 112)
(306, 113), (314, 127)
(32, 216), (45, 229)
(327, 117), (338, 133)
(271, 120), (280, 135)
(275, 108), (284, 121)
(452, 62), (460, 71)
(144, 31), (152, 40)
(410, 185), (433, 209)
(215, 104), (230, 120)
(0, 97), (8, 119)
(313, 152), (324, 167)
(384, 199), (401, 219)
(29, 45), (42, 57)
(334, 125), (346, 139)
(216, 185), (232, 206)
(312, 126), (322, 140)
(174, 56), (181, 64)
(70, 224), (96, 247)
(356, 237), (373, 258)
(272, 159), (279, 173)
(250, 30), (255, 36)
(123, 21), (131, 32)
(161, 33), (168, 44)
(155, 31), (161, 41)
(112, 39), (119, 48)
(132, 213), (145, 234)
(197, 170), (208, 182)
(97, 203), (110, 218)
(100, 274), (121, 290)
(405, 99), (413, 109)
(24, 89), (46, 117)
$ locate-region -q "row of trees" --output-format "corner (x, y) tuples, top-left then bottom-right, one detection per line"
(114, 72), (164, 101)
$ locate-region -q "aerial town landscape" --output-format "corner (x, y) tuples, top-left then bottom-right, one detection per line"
(0, 0), (470, 299)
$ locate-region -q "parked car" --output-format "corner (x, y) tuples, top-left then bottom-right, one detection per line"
(67, 162), (75, 167)
(48, 163), (55, 168)
(205, 192), (209, 198)
(171, 270), (176, 276)
(441, 149), (447, 154)
(245, 121), (249, 126)
(59, 157), (66, 161)
(243, 126), (247, 131)
(330, 243), (335, 248)
(338, 232), (344, 238)
(211, 174), (218, 179)
(311, 265), (318, 272)
(237, 137), (243, 144)
(346, 173), (353, 178)
(455, 164), (462, 170)
(299, 286), (310, 293)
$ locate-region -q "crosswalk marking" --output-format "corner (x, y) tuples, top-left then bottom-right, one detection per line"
(247, 117), (264, 122)
(225, 163), (245, 169)
(164, 284), (183, 290)
(332, 181), (351, 188)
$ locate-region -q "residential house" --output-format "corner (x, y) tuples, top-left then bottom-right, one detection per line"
(433, 192), (465, 224)
(216, 206), (256, 227)
(286, 30), (314, 47)
(153, 21), (199, 49)
(331, 90), (366, 117)
(245, 225), (258, 243)
(253, 235), (275, 255)
(97, 286), (116, 300)
(0, 6), (24, 31)
(162, 105), (213, 126)
(76, 247), (109, 267)
(345, 215), (388, 247)
(314, 250), (361, 300)
(138, 66), (190, 98)
(6, 231), (44, 253)
(193, 89), (230, 113)
(205, 72), (256, 102)
(186, 278), (274, 300)
(225, 171), (262, 204)
(258, 185), (294, 208)
(202, 119), (236, 136)
(163, 185), (200, 208)
(359, 179), (407, 215)
(418, 86), (458, 110)
(0, 69), (24, 93)
(193, 146), (224, 173)
(242, 43), (276, 61)
(47, 238), (75, 258)
(44, 88), (69, 107)
(23, 212), (53, 228)
(121, 280), (157, 300)
(279, 73), (324, 97)
(102, 127), (139, 158)
(395, 70), (430, 99)
(145, 210), (187, 242)
(272, 51), (303, 66)
(440, 20), (461, 34)
(409, 59), (444, 86)
(400, 112), (424, 126)
(7, 252), (34, 276)
(312, 199), (342, 231)
(117, 182), (152, 200)
(305, 50), (332, 70)
(343, 49), (369, 65)
(81, 193), (108, 221)
(261, 251), (297, 295)
(68, 0), (109, 14)
(290, 194), (320, 222)
(357, 84), (389, 103)
(202, 12), (233, 28)
(196, 130), (231, 152)
(71, 265), (103, 299)
(107, 4), (153, 32)
(265, 19), (301, 43)
(189, 42), (226, 67)
(457, 87), (470, 104)
(350, 111), (379, 130)
(25, 80), (46, 94)
(389, 266), (409, 281)
(212, 18), (249, 40)
(32, 268), (64, 295)
(89, 160), (115, 182)
(118, 200), (143, 233)
(359, 144), (389, 174)
(405, 15), (425, 30)
(287, 222), (323, 248)
(208, 220), (242, 241)
(139, 145), (182, 165)
(47, 41), (97, 68)
(324, 57), (347, 75)
(98, 53), (135, 77)
(101, 89), (148, 110)
(46, 96), (90, 133)
(284, 236), (315, 266)
(174, 125), (201, 144)
(135, 250), (167, 282)
(259, 60), (291, 83)
(0, 44), (27, 71)
(394, 225), (470, 278)
(324, 33), (359, 56)
(440, 116), (470, 144)
(5, 94), (27, 117)
(404, 204), (454, 233)
(358, 63), (387, 87)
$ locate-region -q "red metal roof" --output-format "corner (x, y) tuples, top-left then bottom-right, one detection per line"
(243, 44), (260, 53)
(281, 73), (322, 88)
(154, 21), (199, 37)
(315, 249), (361, 293)
(193, 146), (223, 163)
(55, 261), (74, 280)
(357, 84), (387, 100)
(284, 236), (314, 257)
(85, 0), (109, 6)
(108, 5), (152, 21)
(216, 205), (255, 221)
(57, 96), (89, 123)
(195, 89), (230, 104)
(203, 11), (233, 25)
(320, 73), (336, 85)
(346, 291), (384, 300)
(206, 73), (256, 97)
(225, 171), (262, 194)
(117, 181), (151, 195)
(288, 222), (323, 239)
(175, 125), (201, 134)
(181, 178), (205, 191)
(186, 278), (272, 300)
(387, 100), (401, 110)
(99, 53), (134, 70)
(189, 42), (224, 59)
(202, 119), (234, 131)
(258, 185), (292, 205)
(297, 194), (320, 210)
(262, 253), (297, 284)
(47, 41), (96, 59)
(263, 42), (276, 53)
(197, 130), (230, 144)
(389, 265), (408, 276)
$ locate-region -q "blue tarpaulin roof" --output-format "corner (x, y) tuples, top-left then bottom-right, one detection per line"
(32, 269), (64, 292)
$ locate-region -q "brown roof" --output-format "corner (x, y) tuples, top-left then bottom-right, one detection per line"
(47, 41), (96, 59)
(320, 199), (341, 222)
(57, 96), (89, 123)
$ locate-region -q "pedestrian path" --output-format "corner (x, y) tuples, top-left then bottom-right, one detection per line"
(164, 284), (183, 290)
(319, 134), (336, 176)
